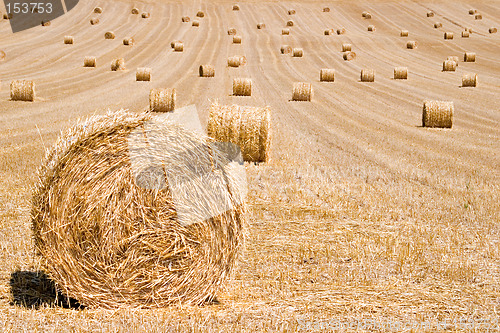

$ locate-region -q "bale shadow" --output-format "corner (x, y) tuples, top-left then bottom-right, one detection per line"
(9, 270), (84, 309)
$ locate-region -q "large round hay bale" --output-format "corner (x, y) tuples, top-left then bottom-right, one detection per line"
(361, 69), (375, 82)
(422, 101), (453, 128)
(320, 69), (335, 82)
(31, 110), (245, 308)
(286, 20), (294, 27)
(462, 73), (477, 87)
(123, 38), (134, 46)
(362, 11), (368, 17)
(475, 14), (482, 20)
(292, 48), (303, 57)
(442, 60), (457, 71)
(469, 9), (477, 15)
(199, 65), (215, 77)
(292, 82), (313, 101)
(131, 8), (139, 14)
(174, 42), (184, 52)
(394, 67), (408, 80)
(111, 58), (126, 71)
(104, 31), (115, 39)
(192, 20), (200, 27)
(227, 55), (247, 67)
(280, 45), (292, 54)
(464, 52), (476, 62)
(337, 28), (346, 35)
(323, 7), (330, 12)
(364, 13), (372, 19)
(282, 28), (290, 35)
(324, 29), (333, 35)
(227, 28), (237, 35)
(170, 40), (182, 48)
(489, 27), (497, 34)
(10, 80), (35, 101)
(400, 30), (409, 37)
(233, 36), (242, 44)
(150, 88), (176, 112)
(41, 20), (51, 26)
(288, 9), (296, 15)
(343, 51), (356, 61)
(461, 30), (470, 38)
(434, 22), (442, 28)
(447, 56), (459, 65)
(368, 25), (375, 32)
(94, 7), (102, 14)
(64, 36), (74, 44)
(233, 78), (252, 96)
(341, 43), (352, 52)
(90, 18), (99, 25)
(83, 56), (96, 67)
(233, 4), (240, 11)
(141, 12), (150, 18)
(257, 23), (265, 29)
(427, 11), (434, 17)
(136, 68), (151, 81)
(182, 16), (190, 22)
(196, 11), (205, 18)
(444, 32), (453, 39)
(407, 41), (417, 49)
(207, 102), (271, 162)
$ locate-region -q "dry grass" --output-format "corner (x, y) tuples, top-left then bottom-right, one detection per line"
(422, 100), (453, 128)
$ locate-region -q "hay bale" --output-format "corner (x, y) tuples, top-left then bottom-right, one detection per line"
(320, 69), (335, 82)
(170, 40), (182, 48)
(123, 38), (134, 46)
(288, 9), (296, 15)
(469, 9), (477, 15)
(282, 28), (290, 35)
(208, 102), (271, 162)
(341, 43), (352, 52)
(41, 20), (51, 26)
(292, 48), (303, 57)
(361, 69), (375, 82)
(292, 82), (313, 101)
(427, 11), (434, 17)
(489, 27), (497, 34)
(31, 110), (244, 308)
(280, 45), (292, 54)
(83, 56), (96, 67)
(199, 65), (215, 77)
(149, 88), (176, 112)
(0, 50), (6, 62)
(232, 78), (252, 96)
(90, 18), (99, 25)
(10, 80), (35, 101)
(142, 12), (150, 18)
(131, 8), (139, 14)
(475, 14), (482, 20)
(136, 68), (151, 81)
(444, 32), (453, 39)
(442, 60), (457, 71)
(3, 13), (13, 20)
(368, 25), (375, 32)
(257, 23), (265, 29)
(105, 31), (116, 39)
(407, 41), (417, 49)
(228, 28), (237, 35)
(182, 16), (190, 22)
(324, 29), (333, 35)
(286, 20), (294, 27)
(461, 30), (470, 38)
(464, 52), (476, 62)
(337, 28), (346, 35)
(400, 30), (409, 37)
(111, 58), (126, 71)
(447, 56), (459, 65)
(174, 42), (184, 52)
(94, 7), (102, 13)
(192, 20), (200, 27)
(196, 11), (205, 18)
(462, 73), (477, 87)
(323, 7), (330, 12)
(343, 51), (356, 61)
(422, 101), (453, 128)
(394, 67), (408, 80)
(233, 36), (242, 44)
(362, 11), (368, 17)
(434, 22), (442, 28)
(365, 13), (372, 19)
(64, 36), (74, 44)
(233, 4), (240, 11)
(227, 55), (247, 67)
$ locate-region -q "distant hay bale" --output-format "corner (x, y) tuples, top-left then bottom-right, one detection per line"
(123, 38), (134, 45)
(394, 67), (408, 80)
(83, 56), (96, 67)
(131, 8), (139, 14)
(94, 7), (102, 13)
(32, 110), (244, 308)
(208, 102), (271, 162)
(64, 36), (74, 44)
(407, 41), (417, 49)
(233, 4), (240, 11)
(90, 18), (99, 25)
(0, 50), (6, 61)
(444, 32), (453, 39)
(192, 20), (200, 27)
(360, 69), (375, 82)
(323, 7), (330, 12)
(228, 28), (237, 35)
(257, 23), (266, 29)
(41, 20), (51, 26)
(400, 30), (409, 37)
(199, 65), (215, 77)
(368, 25), (375, 32)
(341, 43), (352, 52)
(136, 68), (151, 81)
(182, 16), (190, 22)
(174, 42), (184, 52)
(462, 73), (477, 87)
(282, 28), (290, 35)
(288, 9), (296, 15)
(170, 40), (182, 48)
(365, 13), (372, 19)
(324, 29), (333, 35)
(196, 11), (205, 18)
(489, 27), (497, 34)
(320, 69), (335, 82)
(427, 11), (434, 17)
(362, 11), (368, 17)
(233, 36), (242, 44)
(475, 14), (482, 20)
(434, 22), (442, 28)
(233, 78), (252, 96)
(422, 101), (453, 128)
(149, 88), (176, 112)
(464, 52), (476, 62)
(10, 80), (35, 101)
(442, 60), (457, 71)
(286, 20), (294, 27)
(292, 82), (313, 101)
(292, 48), (303, 57)
(461, 30), (470, 38)
(337, 28), (346, 35)
(280, 45), (292, 54)
(343, 51), (356, 61)
(111, 58), (126, 71)
(227, 55), (247, 67)
(141, 12), (150, 18)
(105, 31), (115, 39)
(469, 9), (477, 15)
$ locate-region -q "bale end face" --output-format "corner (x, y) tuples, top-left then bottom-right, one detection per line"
(233, 5), (240, 11)
(141, 12), (150, 18)
(292, 82), (313, 101)
(232, 78), (252, 96)
(462, 73), (477, 87)
(94, 7), (102, 13)
(343, 51), (356, 61)
(360, 69), (375, 82)
(150, 88), (176, 112)
(422, 101), (453, 128)
(131, 8), (139, 14)
(182, 16), (190, 22)
(10, 80), (35, 101)
(90, 18), (99, 25)
(123, 38), (134, 46)
(136, 68), (152, 81)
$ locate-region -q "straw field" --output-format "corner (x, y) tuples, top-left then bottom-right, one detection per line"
(0, 0), (499, 331)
